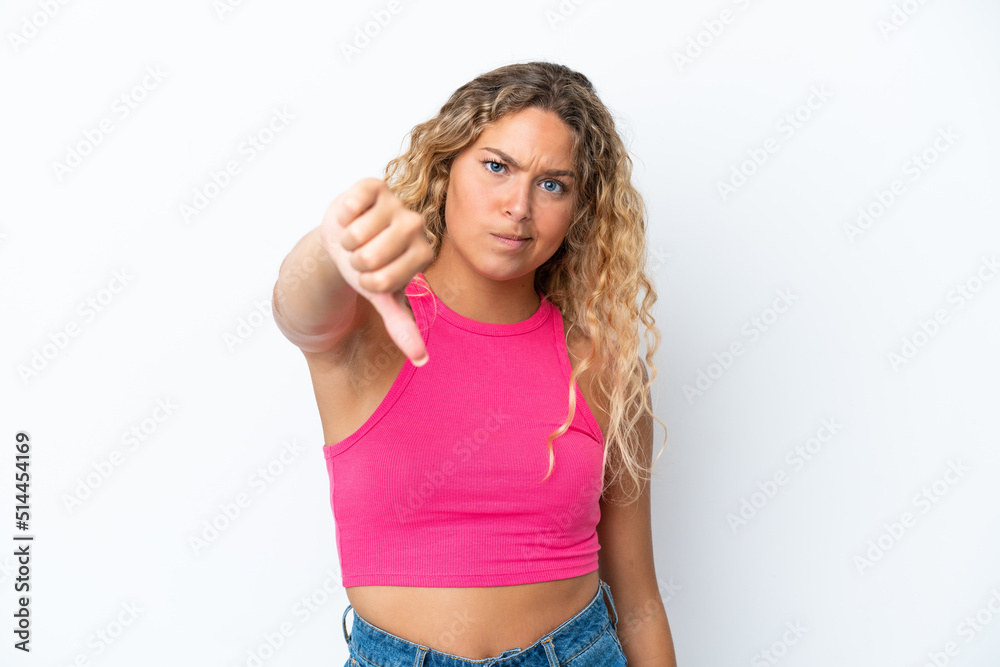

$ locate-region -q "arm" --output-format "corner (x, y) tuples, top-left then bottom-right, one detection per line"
(586, 361), (678, 666)
(271, 224), (364, 354)
(273, 180), (432, 363)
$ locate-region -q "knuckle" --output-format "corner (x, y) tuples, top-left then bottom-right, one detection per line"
(354, 248), (374, 270)
(367, 271), (390, 292)
(397, 210), (421, 232)
(362, 177), (386, 193)
(409, 213), (426, 230)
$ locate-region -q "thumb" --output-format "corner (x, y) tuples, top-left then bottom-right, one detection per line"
(366, 289), (429, 367)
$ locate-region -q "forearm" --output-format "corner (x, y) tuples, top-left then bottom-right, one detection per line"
(272, 226), (357, 342)
(617, 599), (677, 666)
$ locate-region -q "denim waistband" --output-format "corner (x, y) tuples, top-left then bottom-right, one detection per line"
(341, 579), (620, 665)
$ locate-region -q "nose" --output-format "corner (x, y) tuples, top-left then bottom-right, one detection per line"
(503, 178), (532, 222)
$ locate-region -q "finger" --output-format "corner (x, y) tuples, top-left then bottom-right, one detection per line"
(349, 212), (417, 274)
(367, 290), (429, 367)
(331, 179), (383, 238)
(339, 199), (394, 254)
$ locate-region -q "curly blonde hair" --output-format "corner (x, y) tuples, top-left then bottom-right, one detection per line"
(383, 61), (667, 506)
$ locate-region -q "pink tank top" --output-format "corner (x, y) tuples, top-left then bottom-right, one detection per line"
(323, 272), (606, 587)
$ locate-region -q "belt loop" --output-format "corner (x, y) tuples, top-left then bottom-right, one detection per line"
(342, 604), (354, 644)
(541, 637), (559, 666)
(600, 580), (619, 630)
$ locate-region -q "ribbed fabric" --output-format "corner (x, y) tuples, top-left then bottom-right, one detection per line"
(323, 272), (606, 587)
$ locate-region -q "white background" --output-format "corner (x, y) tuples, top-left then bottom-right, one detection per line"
(2, 0), (999, 665)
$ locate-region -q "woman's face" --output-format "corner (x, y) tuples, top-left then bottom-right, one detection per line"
(442, 107), (578, 282)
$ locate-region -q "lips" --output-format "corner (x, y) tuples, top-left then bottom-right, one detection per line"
(494, 234), (530, 241)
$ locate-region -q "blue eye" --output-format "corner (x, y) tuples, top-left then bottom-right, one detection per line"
(480, 159), (569, 195)
(483, 159), (505, 174)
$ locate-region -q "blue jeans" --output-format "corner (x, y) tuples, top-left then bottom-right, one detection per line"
(341, 579), (627, 666)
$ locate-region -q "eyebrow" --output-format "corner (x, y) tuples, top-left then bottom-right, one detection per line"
(481, 147), (576, 180)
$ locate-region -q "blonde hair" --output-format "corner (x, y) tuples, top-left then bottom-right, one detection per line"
(383, 61), (666, 506)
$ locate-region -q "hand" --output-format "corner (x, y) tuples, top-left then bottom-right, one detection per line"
(319, 177), (434, 366)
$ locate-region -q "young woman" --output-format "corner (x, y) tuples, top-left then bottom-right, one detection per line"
(272, 62), (677, 666)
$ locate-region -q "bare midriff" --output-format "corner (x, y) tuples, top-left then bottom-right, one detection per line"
(346, 570), (602, 659)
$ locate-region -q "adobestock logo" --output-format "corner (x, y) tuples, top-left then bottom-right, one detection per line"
(672, 0), (757, 73)
(17, 269), (135, 386)
(727, 418), (843, 534)
(232, 567), (346, 667)
(683, 289), (798, 404)
(178, 106), (295, 224)
(50, 65), (168, 183)
(544, 0), (590, 30)
(339, 0), (405, 64)
(61, 397), (179, 515)
(750, 620), (808, 667)
(844, 126), (958, 243)
(213, 0), (250, 21)
(886, 254), (997, 372)
(7, 0), (74, 53)
(188, 439), (307, 556)
(877, 0), (933, 39)
(853, 459), (970, 576)
(617, 577), (682, 640)
(915, 588), (1000, 666)
(225, 298), (273, 352)
(395, 407), (512, 523)
(716, 85), (833, 203)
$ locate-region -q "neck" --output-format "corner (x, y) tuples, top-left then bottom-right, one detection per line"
(422, 244), (540, 325)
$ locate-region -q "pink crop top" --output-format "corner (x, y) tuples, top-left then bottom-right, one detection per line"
(323, 272), (606, 587)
